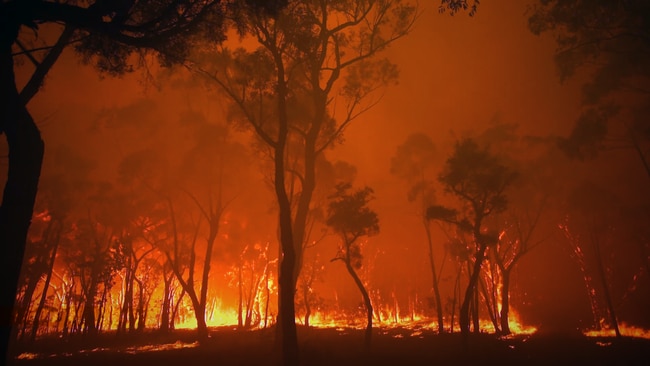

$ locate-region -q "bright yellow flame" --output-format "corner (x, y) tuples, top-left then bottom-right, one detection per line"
(507, 309), (537, 335)
(584, 323), (650, 339)
(174, 306), (240, 330)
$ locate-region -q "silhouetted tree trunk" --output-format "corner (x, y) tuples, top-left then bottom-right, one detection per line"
(478, 273), (500, 334)
(1, 23), (45, 361)
(237, 263), (243, 329)
(275, 70), (299, 366)
(118, 254), (134, 333)
(159, 269), (174, 332)
(424, 221), (445, 333)
(344, 260), (373, 348)
(592, 232), (621, 338)
(30, 220), (62, 341)
(460, 240), (487, 337)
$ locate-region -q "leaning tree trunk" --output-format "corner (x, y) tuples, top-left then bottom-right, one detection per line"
(0, 27), (45, 363)
(30, 220), (62, 341)
(344, 258), (373, 349)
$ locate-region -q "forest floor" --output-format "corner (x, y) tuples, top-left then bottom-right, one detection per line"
(7, 324), (650, 366)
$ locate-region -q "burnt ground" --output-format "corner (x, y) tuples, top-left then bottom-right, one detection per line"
(7, 325), (650, 366)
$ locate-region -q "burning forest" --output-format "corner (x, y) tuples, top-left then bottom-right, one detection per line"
(1, 0), (650, 365)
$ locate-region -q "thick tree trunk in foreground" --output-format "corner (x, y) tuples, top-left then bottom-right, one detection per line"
(1, 24), (45, 363)
(270, 54), (298, 366)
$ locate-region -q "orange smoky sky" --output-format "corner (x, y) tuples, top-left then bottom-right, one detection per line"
(5, 0), (649, 331)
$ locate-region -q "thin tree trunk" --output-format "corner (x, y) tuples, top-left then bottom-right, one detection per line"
(160, 272), (173, 332)
(238, 263), (243, 329)
(344, 261), (373, 348)
(264, 266), (270, 329)
(30, 222), (62, 341)
(424, 220), (444, 333)
(460, 244), (487, 338)
(592, 234), (621, 338)
(478, 275), (499, 334)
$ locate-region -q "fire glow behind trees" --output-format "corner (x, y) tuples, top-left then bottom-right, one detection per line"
(2, 0), (650, 365)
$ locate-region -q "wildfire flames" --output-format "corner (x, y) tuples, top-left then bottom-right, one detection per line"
(584, 323), (650, 339)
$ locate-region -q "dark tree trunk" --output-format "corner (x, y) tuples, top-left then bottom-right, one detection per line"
(118, 257), (134, 333)
(274, 61), (298, 366)
(264, 265), (271, 329)
(472, 279), (480, 334)
(30, 221), (62, 341)
(303, 285), (311, 328)
(83, 277), (98, 335)
(460, 244), (487, 338)
(344, 261), (373, 348)
(238, 263), (243, 329)
(62, 283), (74, 337)
(1, 24), (45, 362)
(478, 275), (500, 334)
(592, 235), (621, 338)
(424, 220), (444, 333)
(14, 260), (42, 341)
(159, 271), (173, 332)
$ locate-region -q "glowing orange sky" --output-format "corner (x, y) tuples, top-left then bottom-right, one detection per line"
(6, 0), (649, 330)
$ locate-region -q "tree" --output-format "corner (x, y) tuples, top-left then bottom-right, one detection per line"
(561, 181), (625, 337)
(428, 138), (516, 340)
(327, 182), (379, 348)
(1, 0), (239, 359)
(26, 146), (94, 341)
(390, 133), (446, 333)
(296, 255), (325, 327)
(194, 1), (416, 363)
(528, 0), (650, 178)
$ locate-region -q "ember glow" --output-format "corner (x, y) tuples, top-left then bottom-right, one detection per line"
(584, 323), (650, 340)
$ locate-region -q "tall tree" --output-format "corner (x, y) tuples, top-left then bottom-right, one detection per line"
(562, 181), (625, 337)
(326, 182), (379, 348)
(195, 1), (416, 363)
(528, 0), (650, 178)
(390, 133), (446, 333)
(0, 0), (234, 359)
(427, 138), (516, 340)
